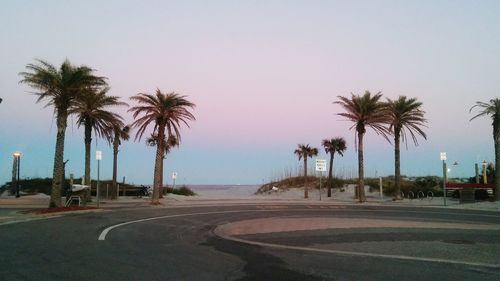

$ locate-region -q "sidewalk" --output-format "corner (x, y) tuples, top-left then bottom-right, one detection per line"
(2, 193), (500, 225)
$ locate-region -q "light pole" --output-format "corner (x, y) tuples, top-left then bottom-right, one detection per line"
(13, 151), (21, 198)
(96, 150), (102, 208)
(440, 152), (447, 206)
(482, 160), (488, 184)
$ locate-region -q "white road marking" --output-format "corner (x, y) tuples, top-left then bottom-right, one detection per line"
(98, 209), (265, 240)
(213, 226), (500, 269)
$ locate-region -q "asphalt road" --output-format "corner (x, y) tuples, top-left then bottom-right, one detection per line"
(1, 204), (500, 281)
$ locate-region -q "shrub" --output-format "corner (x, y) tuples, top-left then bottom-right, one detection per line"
(164, 185), (196, 196)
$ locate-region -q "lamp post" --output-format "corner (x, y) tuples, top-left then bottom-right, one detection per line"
(482, 160), (488, 184)
(440, 152), (447, 206)
(13, 151), (21, 198)
(96, 150), (102, 208)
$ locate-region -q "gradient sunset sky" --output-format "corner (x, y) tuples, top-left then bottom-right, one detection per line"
(0, 0), (498, 185)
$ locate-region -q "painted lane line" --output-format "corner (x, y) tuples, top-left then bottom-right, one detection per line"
(99, 209), (271, 241)
(213, 226), (500, 269)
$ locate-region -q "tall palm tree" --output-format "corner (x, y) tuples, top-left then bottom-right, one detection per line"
(146, 133), (179, 197)
(470, 98), (500, 201)
(129, 89), (195, 204)
(387, 96), (427, 200)
(110, 123), (130, 200)
(19, 59), (106, 207)
(335, 91), (390, 202)
(294, 144), (318, 199)
(322, 137), (347, 197)
(70, 87), (127, 202)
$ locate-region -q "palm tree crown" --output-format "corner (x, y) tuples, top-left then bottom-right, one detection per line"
(71, 87), (128, 141)
(335, 91), (391, 142)
(20, 59), (107, 115)
(322, 138), (347, 157)
(387, 96), (427, 146)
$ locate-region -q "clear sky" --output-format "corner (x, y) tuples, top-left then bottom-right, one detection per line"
(0, 0), (498, 185)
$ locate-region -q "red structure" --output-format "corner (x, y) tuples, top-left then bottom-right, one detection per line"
(445, 182), (495, 189)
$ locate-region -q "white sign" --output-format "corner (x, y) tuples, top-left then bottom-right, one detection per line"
(172, 172), (177, 179)
(96, 150), (102, 160)
(315, 159), (327, 172)
(440, 152), (446, 161)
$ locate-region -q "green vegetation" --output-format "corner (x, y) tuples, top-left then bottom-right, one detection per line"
(163, 185), (196, 196)
(257, 176), (345, 194)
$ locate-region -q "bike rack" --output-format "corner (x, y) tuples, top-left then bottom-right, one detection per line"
(66, 195), (81, 207)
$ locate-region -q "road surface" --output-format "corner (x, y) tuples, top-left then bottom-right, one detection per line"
(1, 204), (499, 280)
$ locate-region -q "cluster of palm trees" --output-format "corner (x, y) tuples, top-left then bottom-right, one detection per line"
(19, 59), (195, 207)
(295, 91), (428, 203)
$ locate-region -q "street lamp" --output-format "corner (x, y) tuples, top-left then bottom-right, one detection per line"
(96, 150), (102, 208)
(13, 151), (21, 198)
(440, 152), (447, 206)
(482, 160), (488, 184)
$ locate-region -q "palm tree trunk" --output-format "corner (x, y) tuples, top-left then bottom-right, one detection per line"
(84, 122), (92, 203)
(159, 157), (164, 198)
(111, 136), (119, 200)
(152, 125), (166, 204)
(50, 112), (67, 208)
(327, 153), (334, 197)
(494, 116), (500, 201)
(394, 130), (402, 200)
(358, 131), (366, 202)
(304, 158), (308, 199)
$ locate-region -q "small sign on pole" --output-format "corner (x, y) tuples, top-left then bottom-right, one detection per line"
(440, 152), (446, 161)
(96, 150), (102, 160)
(315, 159), (327, 172)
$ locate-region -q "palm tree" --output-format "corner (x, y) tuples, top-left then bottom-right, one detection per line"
(146, 133), (179, 197)
(294, 144), (318, 199)
(129, 89), (195, 204)
(70, 87), (127, 202)
(322, 137), (347, 197)
(335, 91), (390, 202)
(387, 96), (427, 200)
(19, 59), (106, 207)
(110, 123), (130, 200)
(470, 98), (500, 201)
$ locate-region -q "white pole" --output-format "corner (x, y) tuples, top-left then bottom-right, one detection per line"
(319, 172), (322, 201)
(97, 159), (100, 208)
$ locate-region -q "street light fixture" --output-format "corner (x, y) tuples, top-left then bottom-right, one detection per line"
(13, 151), (21, 198)
(482, 160), (488, 184)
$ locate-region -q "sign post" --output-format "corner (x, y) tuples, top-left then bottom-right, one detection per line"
(315, 159), (327, 201)
(440, 152), (447, 206)
(96, 150), (102, 208)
